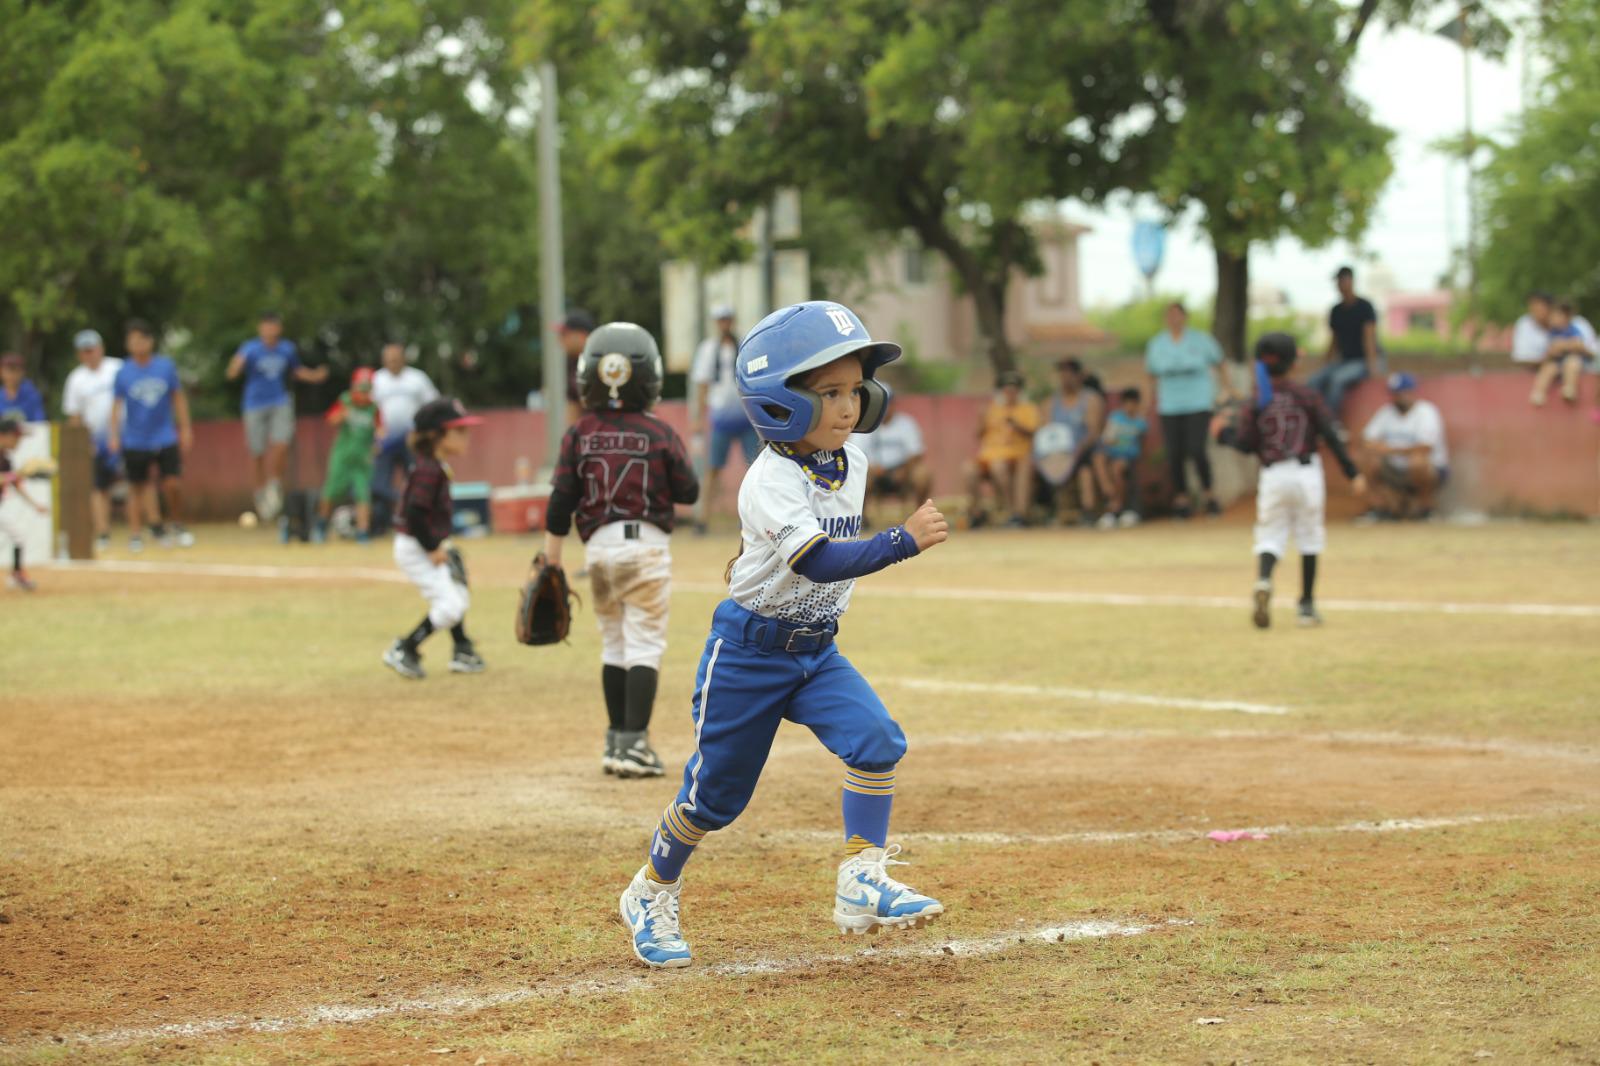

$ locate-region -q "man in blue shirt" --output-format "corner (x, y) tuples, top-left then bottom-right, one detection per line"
(0, 352), (47, 422)
(226, 311), (328, 521)
(109, 319), (195, 552)
(1144, 303), (1235, 517)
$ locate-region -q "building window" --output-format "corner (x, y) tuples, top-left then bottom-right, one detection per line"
(902, 245), (926, 286)
(1407, 310), (1437, 332)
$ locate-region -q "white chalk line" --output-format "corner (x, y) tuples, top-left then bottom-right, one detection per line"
(757, 808), (1586, 849)
(36, 917), (1179, 1050)
(885, 677), (1290, 716)
(47, 557), (410, 584)
(47, 559), (1600, 619)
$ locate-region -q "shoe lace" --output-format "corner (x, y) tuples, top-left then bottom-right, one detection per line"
(644, 890), (681, 940)
(860, 843), (915, 896)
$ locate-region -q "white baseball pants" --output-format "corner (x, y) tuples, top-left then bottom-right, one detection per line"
(585, 521), (673, 670)
(394, 533), (469, 628)
(1253, 455), (1326, 557)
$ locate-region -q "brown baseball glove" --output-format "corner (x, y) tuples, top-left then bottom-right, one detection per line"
(515, 552), (576, 645)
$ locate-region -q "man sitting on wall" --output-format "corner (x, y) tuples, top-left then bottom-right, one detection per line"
(1356, 372), (1448, 521)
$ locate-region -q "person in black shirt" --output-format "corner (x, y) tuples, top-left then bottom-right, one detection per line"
(383, 397), (485, 680)
(1308, 265), (1380, 416)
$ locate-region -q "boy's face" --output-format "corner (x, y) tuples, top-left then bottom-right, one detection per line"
(0, 364), (19, 389)
(1001, 383), (1021, 405)
(352, 386), (373, 406)
(0, 430), (19, 451)
(797, 354), (863, 453)
(1551, 308), (1572, 328)
(382, 344), (405, 372)
(440, 425), (471, 457)
(127, 331), (154, 358)
(1120, 397), (1139, 416)
(258, 319), (282, 344)
(1527, 296), (1551, 325)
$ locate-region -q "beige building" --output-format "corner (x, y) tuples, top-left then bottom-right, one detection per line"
(838, 218), (1105, 362)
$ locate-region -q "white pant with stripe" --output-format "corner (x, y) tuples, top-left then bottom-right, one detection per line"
(585, 521), (672, 670)
(394, 533), (469, 628)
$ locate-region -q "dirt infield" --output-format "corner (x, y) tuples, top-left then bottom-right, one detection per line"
(3, 523), (1599, 1062)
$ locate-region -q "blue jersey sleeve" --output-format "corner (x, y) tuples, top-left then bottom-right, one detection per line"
(790, 525), (919, 583)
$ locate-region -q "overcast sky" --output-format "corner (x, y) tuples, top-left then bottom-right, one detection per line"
(1070, 22), (1526, 311)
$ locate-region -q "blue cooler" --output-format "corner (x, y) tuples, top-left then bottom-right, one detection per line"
(451, 481), (492, 538)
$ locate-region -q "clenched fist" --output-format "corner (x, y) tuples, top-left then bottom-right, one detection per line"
(904, 498), (949, 553)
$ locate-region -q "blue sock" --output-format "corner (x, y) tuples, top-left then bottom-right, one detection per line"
(841, 767), (895, 856)
(645, 803), (708, 883)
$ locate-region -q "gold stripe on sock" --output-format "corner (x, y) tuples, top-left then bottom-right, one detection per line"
(663, 804), (709, 845)
(844, 834), (877, 856)
(843, 782), (896, 796)
(847, 767), (896, 780)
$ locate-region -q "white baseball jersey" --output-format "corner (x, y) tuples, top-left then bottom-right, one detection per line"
(728, 441), (868, 624)
(1362, 400), (1448, 469)
(61, 357), (124, 440)
(372, 366), (439, 435)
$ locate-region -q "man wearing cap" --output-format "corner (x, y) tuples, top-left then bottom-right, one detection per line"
(1357, 372), (1448, 521)
(1308, 266), (1380, 416)
(689, 306), (758, 522)
(226, 312), (329, 521)
(371, 342), (439, 530)
(558, 309), (598, 422)
(61, 330), (125, 552)
(0, 352), (46, 423)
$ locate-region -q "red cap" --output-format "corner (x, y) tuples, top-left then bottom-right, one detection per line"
(351, 367), (375, 390)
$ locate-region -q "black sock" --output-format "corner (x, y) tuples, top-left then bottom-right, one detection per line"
(11, 547), (19, 572)
(1257, 552), (1278, 581)
(624, 666), (659, 733)
(602, 665), (627, 732)
(450, 622), (470, 649)
(401, 616), (435, 652)
(1301, 554), (1318, 604)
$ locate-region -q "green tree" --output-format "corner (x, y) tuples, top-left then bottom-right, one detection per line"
(1139, 0), (1396, 361)
(540, 0), (1156, 372)
(1476, 1), (1600, 322)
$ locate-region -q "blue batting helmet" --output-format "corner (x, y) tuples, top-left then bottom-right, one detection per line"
(735, 301), (902, 442)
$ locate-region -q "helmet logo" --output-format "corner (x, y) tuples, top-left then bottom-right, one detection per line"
(746, 354), (769, 373)
(825, 308), (856, 336)
(598, 352), (632, 400)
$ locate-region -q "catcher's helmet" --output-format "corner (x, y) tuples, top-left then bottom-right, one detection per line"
(577, 322), (664, 411)
(735, 301), (901, 442)
(1254, 332), (1299, 377)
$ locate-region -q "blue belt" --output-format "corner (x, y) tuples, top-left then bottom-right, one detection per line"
(716, 600), (837, 654)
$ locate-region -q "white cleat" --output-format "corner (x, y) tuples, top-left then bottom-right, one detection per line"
(834, 844), (944, 936)
(619, 866), (692, 968)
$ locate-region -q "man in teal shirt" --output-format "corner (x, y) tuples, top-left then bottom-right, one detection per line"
(1144, 303), (1235, 517)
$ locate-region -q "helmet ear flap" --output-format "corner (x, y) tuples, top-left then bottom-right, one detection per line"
(854, 379), (891, 433)
(787, 385), (827, 439)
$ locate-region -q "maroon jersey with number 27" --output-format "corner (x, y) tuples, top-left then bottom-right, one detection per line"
(547, 410), (700, 542)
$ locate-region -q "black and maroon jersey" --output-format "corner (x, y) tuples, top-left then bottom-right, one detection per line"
(1238, 379), (1358, 478)
(397, 454), (454, 550)
(548, 410), (699, 542)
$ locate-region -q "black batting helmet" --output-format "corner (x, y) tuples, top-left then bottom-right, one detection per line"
(577, 321), (664, 412)
(1254, 332), (1299, 377)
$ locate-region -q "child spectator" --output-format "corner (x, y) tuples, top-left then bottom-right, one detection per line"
(1094, 387), (1148, 528)
(316, 368), (381, 543)
(109, 320), (194, 551)
(0, 353), (46, 423)
(964, 370), (1041, 528)
(1530, 300), (1595, 406)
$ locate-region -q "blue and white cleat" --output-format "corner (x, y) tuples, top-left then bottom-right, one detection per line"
(619, 866), (692, 968)
(834, 844), (945, 935)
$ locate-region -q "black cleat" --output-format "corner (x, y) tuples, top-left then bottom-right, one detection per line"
(1252, 579), (1272, 629)
(614, 732), (666, 778)
(449, 645), (486, 674)
(383, 640), (426, 680)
